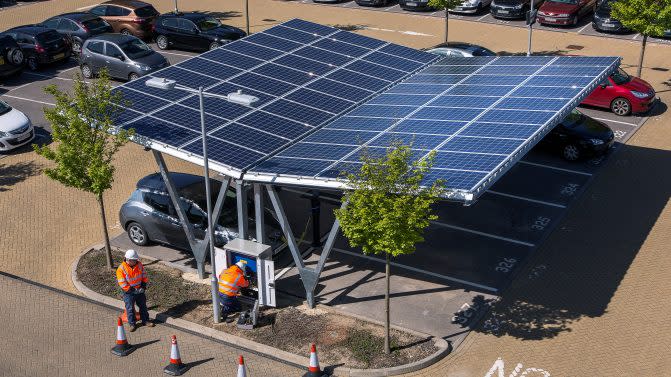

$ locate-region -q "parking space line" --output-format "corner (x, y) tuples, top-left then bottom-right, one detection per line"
(476, 14), (489, 21)
(7, 82), (34, 92)
(577, 24), (591, 33)
(159, 51), (196, 58)
(487, 190), (566, 208)
(519, 160), (592, 176)
(333, 247), (499, 292)
(0, 94), (54, 106)
(431, 221), (535, 247)
(591, 117), (639, 127)
(22, 71), (74, 82)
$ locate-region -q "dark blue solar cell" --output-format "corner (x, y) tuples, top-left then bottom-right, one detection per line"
(183, 137), (264, 169)
(439, 136), (524, 154)
(230, 72), (296, 96)
(179, 96), (251, 121)
(264, 25), (322, 43)
(226, 41), (284, 61)
(449, 85), (516, 96)
(369, 94), (434, 106)
(526, 75), (596, 87)
(113, 107), (143, 126)
(318, 161), (362, 179)
(479, 109), (554, 125)
(463, 75), (527, 86)
(283, 19), (336, 36)
(364, 51), (424, 71)
(343, 147), (425, 164)
(160, 67), (221, 90)
(210, 123), (287, 154)
(509, 86), (581, 99)
(553, 56), (617, 66)
(310, 74), (375, 99)
(433, 151), (506, 171)
(245, 32), (303, 52)
(379, 44), (437, 63)
(285, 89), (354, 113)
(434, 56), (495, 66)
(369, 133), (445, 149)
(293, 46), (352, 66)
(404, 74), (466, 85)
(207, 82), (275, 104)
(385, 83), (448, 95)
(478, 65), (541, 75)
(238, 111), (311, 139)
(392, 119), (466, 135)
(421, 65), (482, 75)
(176, 57), (242, 80)
(460, 122), (540, 138)
(496, 97), (568, 111)
(152, 104), (227, 132)
(253, 157), (334, 177)
(538, 65), (606, 76)
(304, 129), (377, 145)
(115, 87), (171, 113)
(123, 117), (198, 146)
(327, 70), (390, 91)
(252, 63), (315, 85)
(346, 60), (407, 82)
(411, 107), (484, 121)
(274, 54), (333, 75)
(420, 169), (487, 190)
(200, 48), (264, 69)
(348, 104), (416, 118)
(492, 56), (553, 65)
(263, 99), (333, 126)
(125, 77), (189, 102)
(430, 95), (499, 108)
(279, 142), (356, 160)
(313, 39), (369, 58)
(325, 116), (398, 131)
(332, 30), (386, 49)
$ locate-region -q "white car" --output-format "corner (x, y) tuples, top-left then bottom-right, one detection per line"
(425, 42), (497, 57)
(0, 100), (34, 152)
(450, 0), (492, 13)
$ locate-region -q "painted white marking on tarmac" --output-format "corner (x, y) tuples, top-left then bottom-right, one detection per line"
(383, 5), (396, 11)
(591, 116), (639, 127)
(333, 247), (499, 292)
(519, 160), (592, 176)
(577, 24), (591, 33)
(0, 95), (55, 106)
(158, 51), (196, 58)
(487, 190), (566, 208)
(22, 71), (74, 82)
(476, 14), (490, 21)
(632, 33), (640, 40)
(75, 4), (97, 11)
(364, 26), (433, 36)
(431, 221), (535, 246)
(7, 82), (33, 92)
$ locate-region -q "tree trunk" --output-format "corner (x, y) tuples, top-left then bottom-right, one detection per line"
(444, 10), (449, 43)
(384, 252), (391, 355)
(636, 34), (647, 78)
(97, 194), (113, 269)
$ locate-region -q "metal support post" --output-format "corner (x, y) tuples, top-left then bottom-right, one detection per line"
(254, 184), (266, 244)
(236, 180), (249, 239)
(173, 0), (178, 13)
(310, 190), (321, 247)
(245, 0), (250, 35)
(527, 0), (535, 56)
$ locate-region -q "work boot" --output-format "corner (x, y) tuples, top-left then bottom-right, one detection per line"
(129, 324), (137, 332)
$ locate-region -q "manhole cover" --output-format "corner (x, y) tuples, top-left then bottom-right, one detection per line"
(566, 45), (584, 50)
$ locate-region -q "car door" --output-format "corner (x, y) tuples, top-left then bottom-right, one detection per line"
(57, 19), (80, 43)
(83, 40), (104, 72)
(141, 192), (181, 245)
(105, 5), (124, 31)
(583, 77), (614, 107)
(42, 17), (61, 30)
(15, 33), (36, 58)
(159, 18), (180, 46)
(103, 42), (126, 79)
(178, 19), (205, 50)
(89, 5), (109, 25)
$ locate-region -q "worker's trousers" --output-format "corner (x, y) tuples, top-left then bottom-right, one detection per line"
(122, 291), (150, 326)
(219, 294), (241, 315)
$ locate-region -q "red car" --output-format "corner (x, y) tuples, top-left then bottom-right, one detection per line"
(581, 68), (656, 115)
(537, 0), (596, 26)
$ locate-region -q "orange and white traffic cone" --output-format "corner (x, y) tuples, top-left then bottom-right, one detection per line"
(163, 335), (187, 376)
(120, 306), (141, 323)
(111, 317), (135, 357)
(303, 343), (327, 377)
(237, 355), (247, 377)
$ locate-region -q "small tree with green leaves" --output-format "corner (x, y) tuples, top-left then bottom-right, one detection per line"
(611, 0), (671, 77)
(335, 144), (444, 355)
(428, 0), (465, 44)
(35, 70), (133, 269)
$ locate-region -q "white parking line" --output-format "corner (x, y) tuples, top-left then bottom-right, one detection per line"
(519, 160), (592, 176)
(591, 117), (639, 127)
(384, 5), (396, 11)
(632, 33), (640, 40)
(431, 221), (535, 247)
(7, 82), (33, 92)
(22, 71), (74, 82)
(158, 51), (196, 58)
(333, 247), (499, 292)
(486, 190), (566, 208)
(476, 14), (490, 21)
(0, 94), (55, 106)
(577, 24), (591, 33)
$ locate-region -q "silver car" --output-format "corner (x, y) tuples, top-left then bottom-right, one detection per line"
(79, 33), (168, 81)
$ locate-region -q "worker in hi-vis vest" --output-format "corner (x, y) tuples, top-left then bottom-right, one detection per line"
(218, 260), (250, 318)
(116, 249), (154, 332)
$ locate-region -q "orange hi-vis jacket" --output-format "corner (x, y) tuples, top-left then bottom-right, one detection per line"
(218, 265), (249, 297)
(116, 261), (149, 292)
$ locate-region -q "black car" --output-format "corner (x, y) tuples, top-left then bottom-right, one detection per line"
(541, 109), (614, 161)
(0, 34), (24, 78)
(355, 0), (391, 6)
(490, 0), (543, 19)
(592, 0), (629, 33)
(1, 25), (71, 71)
(41, 12), (113, 53)
(153, 12), (246, 52)
(398, 0), (434, 11)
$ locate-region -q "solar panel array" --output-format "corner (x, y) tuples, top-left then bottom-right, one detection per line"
(112, 19), (438, 176)
(249, 55), (619, 200)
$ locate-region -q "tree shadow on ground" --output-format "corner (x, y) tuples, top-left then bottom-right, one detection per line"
(331, 24), (368, 31)
(199, 11), (241, 21)
(0, 160), (41, 192)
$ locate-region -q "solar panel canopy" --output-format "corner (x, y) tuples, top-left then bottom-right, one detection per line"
(114, 19), (619, 204)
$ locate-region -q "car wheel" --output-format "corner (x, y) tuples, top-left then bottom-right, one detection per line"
(128, 72), (139, 81)
(156, 35), (169, 50)
(6, 47), (24, 66)
(81, 63), (93, 79)
(121, 29), (131, 36)
(562, 144), (581, 161)
(127, 222), (150, 246)
(209, 41), (220, 50)
(610, 97), (631, 116)
(72, 40), (82, 54)
(26, 56), (38, 71)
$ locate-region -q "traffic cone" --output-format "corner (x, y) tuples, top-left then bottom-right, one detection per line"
(237, 355), (247, 377)
(111, 317), (135, 356)
(303, 343), (327, 377)
(163, 335), (188, 376)
(120, 306), (141, 323)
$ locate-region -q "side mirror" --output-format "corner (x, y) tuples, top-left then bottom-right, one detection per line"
(191, 28), (199, 34)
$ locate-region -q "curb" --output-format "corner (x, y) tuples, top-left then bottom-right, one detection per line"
(71, 244), (450, 377)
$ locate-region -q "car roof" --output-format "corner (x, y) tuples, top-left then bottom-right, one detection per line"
(137, 172), (204, 191)
(6, 24), (56, 34)
(53, 12), (101, 21)
(101, 0), (151, 8)
(435, 42), (483, 51)
(86, 33), (136, 43)
(159, 11), (207, 20)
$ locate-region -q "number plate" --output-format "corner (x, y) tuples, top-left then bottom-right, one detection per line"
(17, 133), (31, 142)
(54, 53), (65, 60)
(544, 17), (557, 21)
(498, 9), (509, 13)
(406, 2), (417, 5)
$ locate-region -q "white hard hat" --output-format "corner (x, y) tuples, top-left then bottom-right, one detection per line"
(235, 260), (247, 271)
(125, 249), (139, 260)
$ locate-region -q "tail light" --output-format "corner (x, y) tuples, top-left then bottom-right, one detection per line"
(130, 18), (146, 24)
(35, 43), (45, 53)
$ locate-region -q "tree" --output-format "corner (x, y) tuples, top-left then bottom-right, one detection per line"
(35, 70), (133, 269)
(335, 144), (444, 354)
(428, 0), (465, 44)
(611, 0), (671, 77)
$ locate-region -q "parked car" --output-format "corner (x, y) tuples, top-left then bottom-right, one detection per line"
(80, 34), (168, 81)
(119, 172), (282, 250)
(354, 0), (392, 6)
(0, 100), (34, 152)
(490, 0), (543, 19)
(591, 0), (628, 33)
(581, 67), (656, 115)
(425, 42), (497, 57)
(399, 0), (434, 11)
(88, 0), (159, 39)
(450, 0), (493, 14)
(0, 34), (24, 78)
(1, 25), (71, 71)
(541, 109), (614, 160)
(537, 0), (596, 26)
(41, 12), (113, 53)
(153, 12), (246, 52)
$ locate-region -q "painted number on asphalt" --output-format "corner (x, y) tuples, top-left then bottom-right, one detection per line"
(485, 357), (551, 377)
(451, 302), (481, 326)
(495, 257), (518, 273)
(560, 183), (580, 196)
(531, 216), (551, 231)
(614, 130), (627, 139)
(528, 264), (547, 280)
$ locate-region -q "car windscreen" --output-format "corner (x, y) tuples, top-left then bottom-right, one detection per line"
(36, 30), (63, 45)
(561, 109), (583, 128)
(196, 17), (222, 31)
(611, 67), (631, 85)
(119, 38), (152, 59)
(472, 48), (496, 56)
(134, 6), (159, 18)
(82, 18), (110, 32)
(0, 100), (11, 116)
